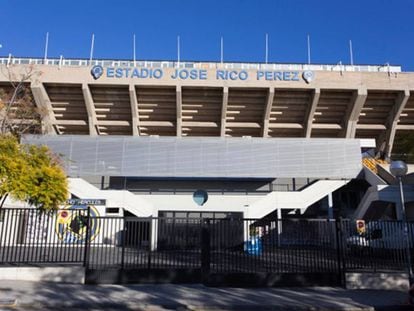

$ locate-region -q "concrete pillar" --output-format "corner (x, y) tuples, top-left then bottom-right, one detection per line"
(277, 208), (282, 247)
(304, 88), (320, 138)
(176, 85), (182, 137)
(328, 192), (334, 219)
(220, 87), (229, 137)
(150, 218), (158, 251)
(262, 87), (274, 137)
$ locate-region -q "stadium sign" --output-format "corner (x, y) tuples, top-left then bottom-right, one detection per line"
(91, 65), (314, 83)
(66, 199), (106, 206)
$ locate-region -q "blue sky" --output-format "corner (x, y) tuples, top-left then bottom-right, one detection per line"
(1, 0), (414, 70)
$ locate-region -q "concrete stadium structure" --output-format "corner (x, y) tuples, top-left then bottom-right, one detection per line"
(1, 57), (414, 221)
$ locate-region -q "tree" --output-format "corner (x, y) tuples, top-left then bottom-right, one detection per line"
(0, 134), (68, 212)
(392, 132), (414, 163)
(0, 65), (42, 137)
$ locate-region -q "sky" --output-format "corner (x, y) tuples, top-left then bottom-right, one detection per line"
(1, 0), (414, 70)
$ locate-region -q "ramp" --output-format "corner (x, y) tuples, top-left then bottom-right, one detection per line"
(247, 180), (350, 218)
(69, 178), (153, 217)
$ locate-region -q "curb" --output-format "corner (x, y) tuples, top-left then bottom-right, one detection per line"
(9, 302), (378, 311)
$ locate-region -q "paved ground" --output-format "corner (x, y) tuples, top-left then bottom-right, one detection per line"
(0, 281), (412, 310)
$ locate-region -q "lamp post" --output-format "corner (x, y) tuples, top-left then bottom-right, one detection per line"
(390, 160), (412, 284)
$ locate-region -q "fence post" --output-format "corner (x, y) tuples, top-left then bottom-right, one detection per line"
(201, 218), (211, 282)
(335, 218), (346, 287)
(83, 206), (91, 268)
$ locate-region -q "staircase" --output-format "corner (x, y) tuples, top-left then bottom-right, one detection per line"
(246, 180), (350, 218)
(69, 178), (153, 217)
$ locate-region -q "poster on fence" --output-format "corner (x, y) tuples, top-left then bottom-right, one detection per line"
(55, 203), (101, 244)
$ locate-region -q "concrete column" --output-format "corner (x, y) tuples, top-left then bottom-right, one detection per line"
(129, 84), (140, 136)
(384, 89), (410, 158)
(304, 88), (320, 138)
(30, 82), (57, 135)
(277, 209), (282, 247)
(328, 192), (334, 219)
(345, 88), (368, 138)
(150, 217), (158, 251)
(220, 87), (229, 137)
(81, 83), (98, 136)
(262, 87), (274, 137)
(176, 85), (182, 137)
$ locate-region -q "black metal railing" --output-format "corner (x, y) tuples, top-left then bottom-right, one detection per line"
(0, 208), (87, 264)
(1, 208), (414, 279)
(340, 219), (414, 272)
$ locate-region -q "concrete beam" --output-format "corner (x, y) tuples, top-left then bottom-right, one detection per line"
(268, 123), (303, 129)
(176, 85), (182, 137)
(384, 89), (410, 158)
(312, 123), (343, 130)
(226, 122), (261, 128)
(396, 124), (414, 130)
(304, 88), (320, 138)
(81, 83), (99, 136)
(345, 88), (368, 138)
(30, 82), (57, 135)
(129, 84), (140, 136)
(182, 121), (219, 127)
(220, 87), (229, 137)
(262, 87), (275, 137)
(54, 120), (87, 126)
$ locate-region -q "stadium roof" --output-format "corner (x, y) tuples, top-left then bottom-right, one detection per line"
(1, 57), (413, 158)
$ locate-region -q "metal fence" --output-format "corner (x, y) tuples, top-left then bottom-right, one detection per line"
(1, 208), (414, 285)
(0, 208), (87, 264)
(340, 219), (414, 272)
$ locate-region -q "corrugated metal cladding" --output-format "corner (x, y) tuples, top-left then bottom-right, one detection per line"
(23, 135), (362, 179)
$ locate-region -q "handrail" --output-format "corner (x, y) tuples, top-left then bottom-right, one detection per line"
(362, 156), (389, 174)
(0, 56), (402, 73)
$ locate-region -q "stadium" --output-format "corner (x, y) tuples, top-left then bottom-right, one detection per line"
(1, 57), (413, 220)
(1, 56), (414, 285)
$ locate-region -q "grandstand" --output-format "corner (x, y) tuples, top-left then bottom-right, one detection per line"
(1, 57), (414, 221)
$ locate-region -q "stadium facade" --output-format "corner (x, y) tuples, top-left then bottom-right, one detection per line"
(1, 57), (414, 221)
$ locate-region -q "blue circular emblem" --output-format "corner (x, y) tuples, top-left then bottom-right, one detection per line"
(91, 65), (104, 80)
(302, 70), (315, 83)
(193, 190), (208, 206)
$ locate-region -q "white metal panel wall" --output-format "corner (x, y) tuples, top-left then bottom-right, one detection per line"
(23, 135), (362, 179)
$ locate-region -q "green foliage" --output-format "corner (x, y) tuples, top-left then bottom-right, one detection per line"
(0, 134), (68, 212)
(392, 132), (414, 163)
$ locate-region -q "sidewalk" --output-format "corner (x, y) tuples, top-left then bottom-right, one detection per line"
(0, 280), (411, 311)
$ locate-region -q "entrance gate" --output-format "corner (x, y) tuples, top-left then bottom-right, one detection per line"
(85, 217), (343, 286)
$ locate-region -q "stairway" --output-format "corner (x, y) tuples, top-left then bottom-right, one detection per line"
(69, 178), (153, 217)
(246, 180), (350, 218)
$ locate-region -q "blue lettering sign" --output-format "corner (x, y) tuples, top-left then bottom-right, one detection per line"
(115, 68), (123, 78)
(131, 68), (139, 78)
(153, 69), (163, 79)
(216, 70), (226, 80)
(199, 70), (207, 80)
(239, 71), (248, 80)
(292, 72), (300, 81)
(107, 67), (114, 78)
(102, 67), (310, 83)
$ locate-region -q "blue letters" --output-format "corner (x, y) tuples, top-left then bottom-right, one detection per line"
(216, 70), (249, 80)
(153, 69), (163, 79)
(256, 71), (300, 81)
(199, 70), (207, 80)
(107, 67), (114, 78)
(131, 68), (139, 78)
(104, 67), (303, 82)
(115, 68), (123, 78)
